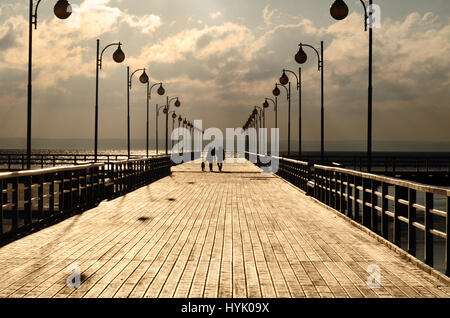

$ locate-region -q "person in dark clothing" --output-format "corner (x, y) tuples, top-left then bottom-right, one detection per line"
(216, 146), (225, 172)
(201, 161), (205, 172)
(206, 147), (215, 172)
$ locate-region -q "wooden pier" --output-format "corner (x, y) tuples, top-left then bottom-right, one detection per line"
(0, 159), (449, 298)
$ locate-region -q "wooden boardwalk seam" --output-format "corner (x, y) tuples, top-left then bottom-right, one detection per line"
(0, 160), (448, 298)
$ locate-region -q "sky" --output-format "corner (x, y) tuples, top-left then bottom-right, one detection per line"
(0, 0), (449, 151)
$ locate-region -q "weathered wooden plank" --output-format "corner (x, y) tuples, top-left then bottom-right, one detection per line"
(0, 160), (448, 299)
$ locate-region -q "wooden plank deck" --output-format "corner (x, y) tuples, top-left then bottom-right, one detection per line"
(0, 160), (449, 298)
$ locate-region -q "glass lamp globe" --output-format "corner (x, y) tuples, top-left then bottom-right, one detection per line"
(139, 70), (149, 84)
(295, 45), (307, 64)
(157, 84), (165, 96)
(113, 45), (125, 63)
(279, 71), (289, 86)
(273, 86), (280, 97)
(330, 0), (349, 20)
(54, 0), (72, 19)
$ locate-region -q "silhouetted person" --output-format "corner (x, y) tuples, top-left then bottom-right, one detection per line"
(206, 147), (215, 172)
(217, 146), (225, 172)
(201, 161), (205, 172)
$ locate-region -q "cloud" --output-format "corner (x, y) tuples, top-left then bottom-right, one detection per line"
(122, 14), (161, 34)
(0, 23), (18, 50)
(132, 22), (259, 65)
(0, 1), (448, 143)
(210, 11), (222, 20)
(0, 0), (163, 89)
(262, 5), (278, 25)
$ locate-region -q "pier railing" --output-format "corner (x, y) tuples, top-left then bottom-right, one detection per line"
(281, 154), (450, 174)
(0, 155), (174, 241)
(0, 153), (142, 170)
(250, 152), (449, 276)
(0, 163), (105, 240)
(105, 156), (172, 195)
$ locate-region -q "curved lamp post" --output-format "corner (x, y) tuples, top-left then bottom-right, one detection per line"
(95, 40), (125, 162)
(255, 106), (264, 153)
(263, 97), (277, 129)
(146, 82), (165, 157)
(168, 111), (177, 149)
(254, 106), (264, 129)
(183, 118), (188, 153)
(280, 68), (302, 159)
(330, 0), (374, 171)
(164, 97), (181, 154)
(176, 115), (183, 153)
(127, 67), (149, 158)
(27, 0), (72, 169)
(251, 108), (259, 149)
(295, 41), (324, 161)
(155, 104), (167, 154)
(272, 83), (290, 156)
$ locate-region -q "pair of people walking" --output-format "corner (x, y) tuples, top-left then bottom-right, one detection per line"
(202, 146), (225, 172)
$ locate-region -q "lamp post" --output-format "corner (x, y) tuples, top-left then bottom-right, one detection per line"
(295, 41), (324, 162)
(188, 122), (194, 152)
(168, 111), (177, 149)
(164, 97), (181, 154)
(156, 104), (165, 154)
(255, 106), (264, 129)
(27, 0), (72, 169)
(95, 40), (125, 162)
(263, 97), (277, 155)
(251, 108), (259, 150)
(146, 82), (165, 157)
(183, 118), (187, 153)
(127, 67), (149, 158)
(273, 80), (291, 156)
(255, 106), (265, 154)
(272, 83), (289, 156)
(330, 0), (374, 171)
(177, 115), (183, 153)
(280, 68), (302, 159)
(263, 97), (277, 128)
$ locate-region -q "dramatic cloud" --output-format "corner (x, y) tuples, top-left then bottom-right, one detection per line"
(0, 1), (448, 147)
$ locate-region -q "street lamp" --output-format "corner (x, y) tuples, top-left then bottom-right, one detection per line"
(263, 97), (277, 129)
(330, 0), (349, 20)
(280, 68), (302, 159)
(252, 109), (259, 149)
(295, 41), (325, 162)
(330, 0), (374, 171)
(127, 67), (148, 158)
(272, 83), (290, 156)
(279, 72), (291, 156)
(177, 116), (183, 153)
(165, 97), (181, 154)
(255, 106), (264, 129)
(53, 0), (72, 19)
(95, 40), (125, 162)
(155, 104), (166, 154)
(157, 97), (181, 155)
(255, 106), (264, 154)
(272, 84), (280, 97)
(26, 0), (72, 169)
(146, 82), (165, 157)
(168, 111), (177, 149)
